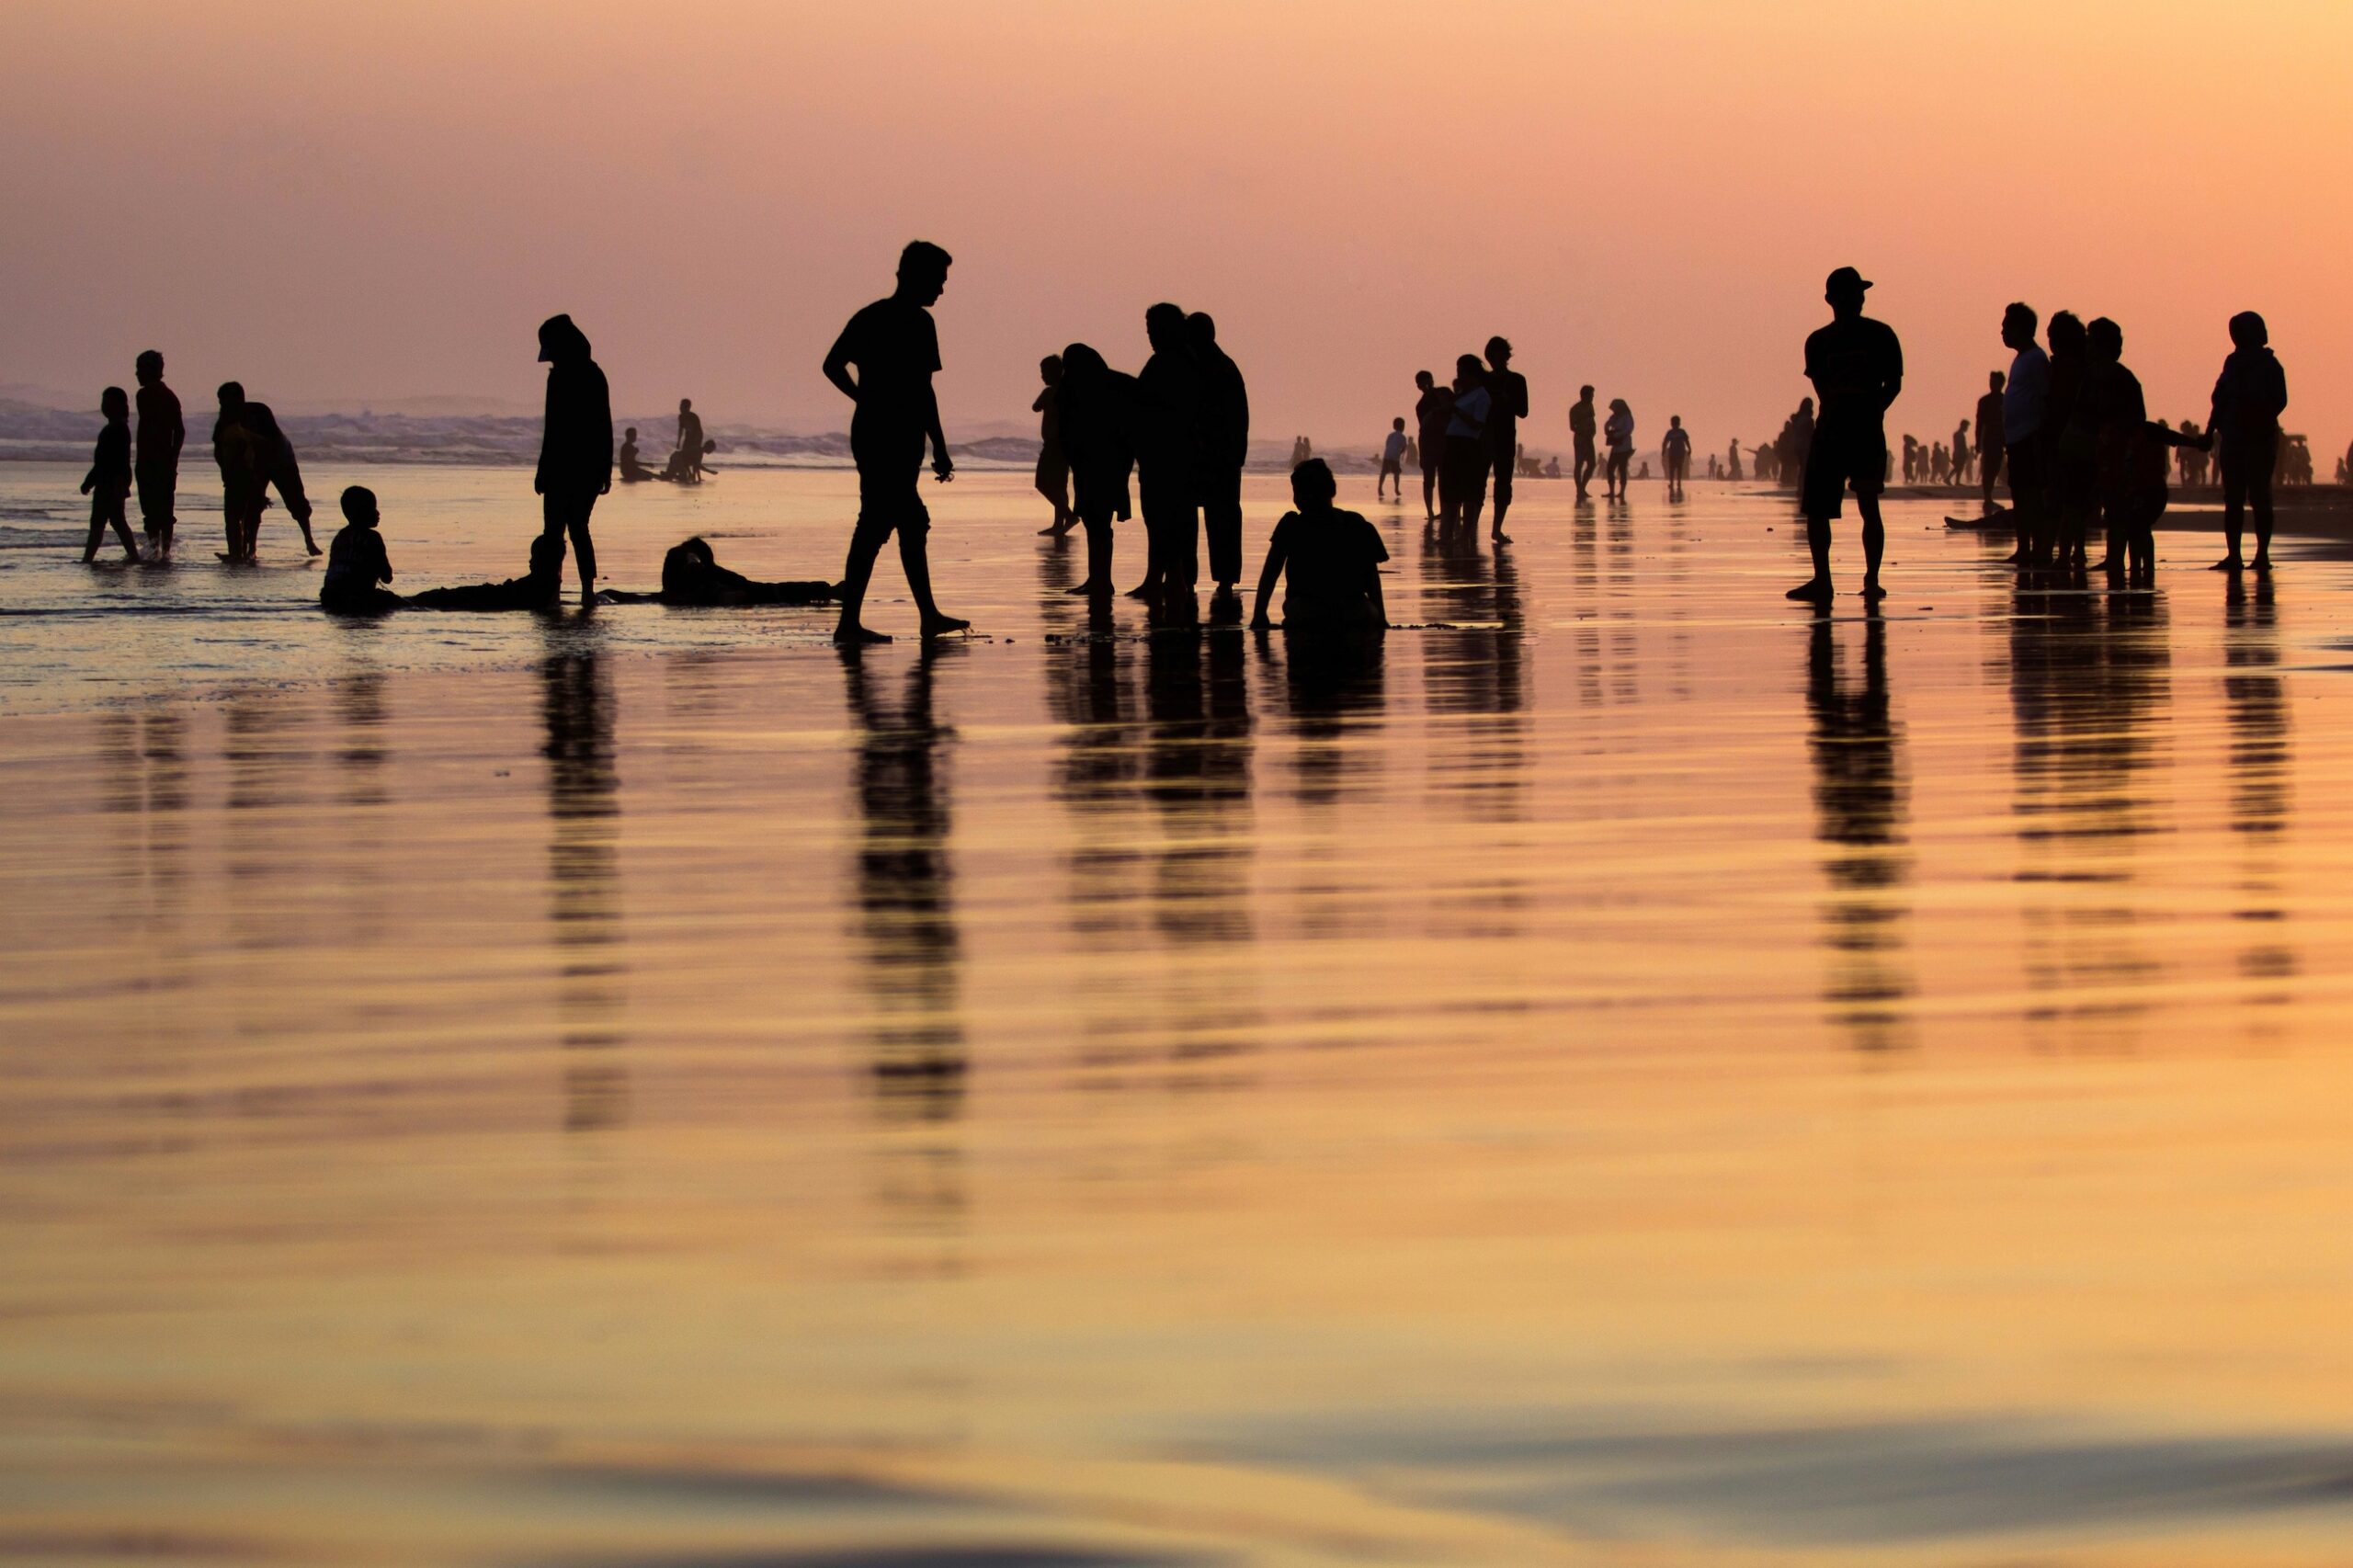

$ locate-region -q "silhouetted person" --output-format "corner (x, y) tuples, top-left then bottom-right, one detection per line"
(1782, 397), (1815, 489)
(210, 384), (318, 561)
(1378, 416), (1408, 499)
(1728, 437), (1745, 483)
(1569, 384), (1598, 500)
(1032, 353), (1074, 536)
(2208, 310), (2289, 573)
(674, 399), (704, 481)
(1131, 301), (1201, 608)
(80, 386), (139, 562)
(1055, 341), (1138, 598)
(1290, 435), (1312, 467)
(407, 534), (566, 611)
(1188, 312), (1250, 600)
(1951, 416), (1972, 485)
(1483, 336), (1529, 541)
(534, 313), (612, 606)
(619, 426), (661, 483)
(1790, 267), (1902, 602)
(132, 351), (181, 558)
(1999, 302), (2049, 562)
(1603, 399), (1634, 499)
(1414, 369), (1452, 519)
(1439, 353), (1493, 529)
(2086, 315), (2208, 583)
(1662, 415), (1692, 498)
(1975, 370), (2006, 511)
(1250, 458), (1388, 632)
(657, 438), (715, 483)
(822, 241), (968, 642)
(598, 536), (837, 606)
(2041, 311), (2097, 571)
(319, 485), (399, 614)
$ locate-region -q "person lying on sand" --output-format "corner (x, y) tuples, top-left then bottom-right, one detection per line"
(597, 536), (838, 607)
(404, 534), (564, 611)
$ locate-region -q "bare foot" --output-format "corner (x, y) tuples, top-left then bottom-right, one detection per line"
(2252, 554), (2273, 573)
(1786, 577), (1833, 602)
(920, 615), (972, 639)
(1064, 581), (1100, 596)
(1491, 530), (1512, 545)
(305, 540), (324, 558)
(1123, 582), (1155, 601)
(1859, 581), (1887, 601)
(2210, 556), (2244, 572)
(834, 623), (892, 645)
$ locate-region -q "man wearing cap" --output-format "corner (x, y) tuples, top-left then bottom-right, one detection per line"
(1790, 267), (1903, 602)
(534, 312), (613, 607)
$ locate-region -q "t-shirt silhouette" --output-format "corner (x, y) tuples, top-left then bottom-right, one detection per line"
(1570, 399), (1597, 442)
(1446, 384), (1493, 440)
(324, 524), (391, 595)
(134, 383), (182, 464)
(1484, 368), (1529, 455)
(1382, 430), (1409, 465)
(1976, 391), (2005, 453)
(1802, 316), (1902, 430)
(1271, 506), (1387, 627)
(1663, 427), (1691, 460)
(1415, 387), (1454, 449)
(830, 299), (941, 440)
(2002, 346), (2049, 445)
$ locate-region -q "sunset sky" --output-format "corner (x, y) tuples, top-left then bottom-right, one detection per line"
(5, 0), (2347, 453)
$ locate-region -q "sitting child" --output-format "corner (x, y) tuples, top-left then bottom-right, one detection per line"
(405, 533), (565, 611)
(318, 485), (400, 613)
(80, 386), (140, 563)
(1248, 459), (1388, 633)
(599, 536), (837, 606)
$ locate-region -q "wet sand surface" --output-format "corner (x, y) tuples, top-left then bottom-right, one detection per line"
(9, 471), (2353, 1564)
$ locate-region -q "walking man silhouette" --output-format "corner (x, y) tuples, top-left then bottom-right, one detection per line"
(1483, 336), (1529, 542)
(823, 241), (969, 642)
(132, 351), (182, 558)
(1570, 385), (1598, 501)
(534, 313), (612, 607)
(1790, 267), (1902, 602)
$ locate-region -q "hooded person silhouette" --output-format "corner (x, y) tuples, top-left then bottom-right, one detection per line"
(2207, 310), (2290, 573)
(1188, 312), (1250, 598)
(1790, 267), (1902, 601)
(534, 313), (612, 606)
(1055, 341), (1139, 598)
(822, 240), (970, 642)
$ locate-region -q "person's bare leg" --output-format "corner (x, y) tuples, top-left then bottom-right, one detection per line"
(1422, 468), (1438, 519)
(2252, 473), (2275, 570)
(1859, 494), (1886, 599)
(1788, 513), (1834, 600)
(833, 529), (891, 643)
(901, 531), (969, 637)
(2213, 472), (2244, 570)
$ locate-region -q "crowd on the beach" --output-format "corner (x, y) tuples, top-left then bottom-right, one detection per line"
(64, 239), (2318, 633)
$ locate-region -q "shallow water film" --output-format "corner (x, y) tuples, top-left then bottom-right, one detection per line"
(8, 469), (2353, 1565)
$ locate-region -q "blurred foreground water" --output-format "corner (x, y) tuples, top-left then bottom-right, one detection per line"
(7, 466), (2353, 1564)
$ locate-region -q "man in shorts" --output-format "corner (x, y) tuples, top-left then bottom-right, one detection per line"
(823, 240), (970, 643)
(1790, 267), (1903, 603)
(1569, 384), (1598, 501)
(1413, 369), (1451, 521)
(1483, 335), (1529, 541)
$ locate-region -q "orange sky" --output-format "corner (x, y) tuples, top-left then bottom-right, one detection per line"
(4, 0), (2347, 455)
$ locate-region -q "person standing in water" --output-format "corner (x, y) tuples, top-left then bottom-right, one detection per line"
(80, 387), (140, 563)
(2206, 310), (2289, 574)
(1032, 354), (1074, 537)
(1662, 415), (1692, 498)
(1439, 354), (1493, 529)
(1975, 370), (2006, 512)
(1414, 369), (1452, 521)
(533, 313), (612, 607)
(1569, 384), (1599, 501)
(1483, 336), (1528, 542)
(1378, 418), (1409, 499)
(132, 351), (181, 559)
(1189, 312), (1250, 605)
(1790, 267), (1902, 602)
(1054, 342), (1138, 598)
(674, 399), (705, 482)
(1603, 399), (1634, 499)
(1131, 301), (1201, 608)
(1997, 303), (2048, 562)
(822, 241), (969, 642)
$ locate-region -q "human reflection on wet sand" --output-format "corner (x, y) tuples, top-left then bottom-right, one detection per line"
(2223, 577), (2296, 1016)
(96, 710), (190, 1012)
(1805, 611), (1915, 1051)
(2006, 583), (2173, 1052)
(1262, 624), (1386, 941)
(1418, 525), (1533, 939)
(540, 639), (629, 1131)
(842, 644), (968, 1123)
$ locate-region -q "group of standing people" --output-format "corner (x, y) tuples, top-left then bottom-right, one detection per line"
(1992, 301), (2281, 580)
(1030, 299), (1252, 617)
(1409, 339), (1528, 539)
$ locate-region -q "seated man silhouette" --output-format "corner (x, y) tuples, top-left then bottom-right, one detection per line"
(618, 426), (662, 483)
(658, 439), (717, 483)
(405, 532), (565, 611)
(599, 536), (838, 606)
(1249, 458), (1389, 633)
